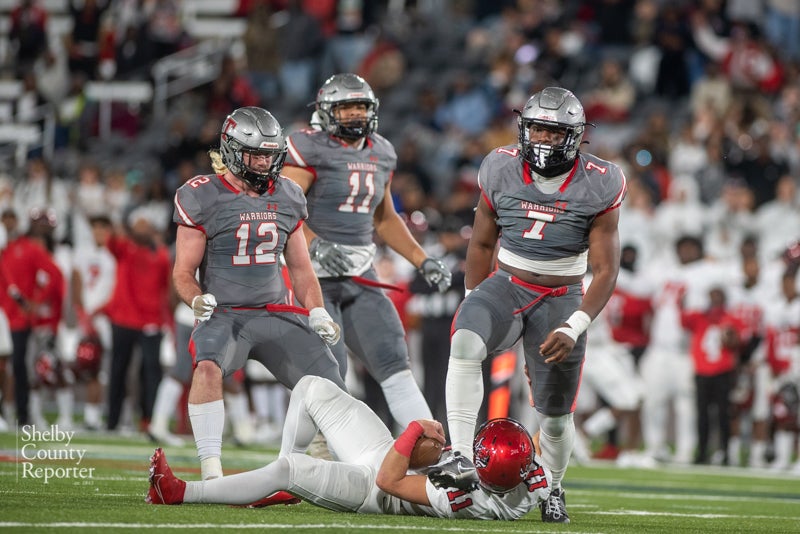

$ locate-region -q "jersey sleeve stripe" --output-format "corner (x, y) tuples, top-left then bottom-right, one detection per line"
(599, 172), (628, 215)
(174, 196), (197, 227)
(480, 189), (496, 215)
(286, 137), (307, 167)
(290, 219), (304, 234)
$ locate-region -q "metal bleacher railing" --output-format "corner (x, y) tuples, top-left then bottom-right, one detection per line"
(0, 0), (241, 170)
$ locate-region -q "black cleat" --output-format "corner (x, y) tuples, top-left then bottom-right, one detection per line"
(541, 488), (570, 523)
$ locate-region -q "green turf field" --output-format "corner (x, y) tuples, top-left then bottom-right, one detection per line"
(1, 429), (798, 533)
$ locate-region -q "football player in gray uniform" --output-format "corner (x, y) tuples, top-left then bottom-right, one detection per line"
(440, 87), (627, 524)
(281, 73), (452, 429)
(172, 107), (346, 481)
(148, 375), (552, 521)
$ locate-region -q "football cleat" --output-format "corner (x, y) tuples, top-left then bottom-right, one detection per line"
(231, 491), (302, 508)
(146, 448), (186, 505)
(427, 451), (480, 491)
(541, 487), (570, 523)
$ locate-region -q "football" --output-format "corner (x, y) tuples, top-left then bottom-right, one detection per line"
(409, 436), (444, 469)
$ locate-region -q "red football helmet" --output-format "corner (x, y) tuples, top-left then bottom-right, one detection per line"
(34, 350), (63, 387)
(74, 335), (103, 377)
(473, 418), (534, 494)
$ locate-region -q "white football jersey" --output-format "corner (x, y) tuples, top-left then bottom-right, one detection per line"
(72, 243), (117, 314)
(378, 453), (551, 520)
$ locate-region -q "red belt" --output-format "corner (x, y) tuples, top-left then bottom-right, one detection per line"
(352, 276), (405, 293)
(508, 275), (568, 315)
(229, 304), (309, 315)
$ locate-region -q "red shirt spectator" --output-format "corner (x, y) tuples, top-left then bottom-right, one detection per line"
(681, 299), (745, 377)
(0, 235), (63, 331)
(607, 288), (652, 350)
(104, 234), (171, 330)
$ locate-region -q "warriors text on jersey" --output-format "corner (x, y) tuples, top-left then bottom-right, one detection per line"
(173, 174), (307, 307)
(479, 148), (627, 262)
(285, 129), (397, 246)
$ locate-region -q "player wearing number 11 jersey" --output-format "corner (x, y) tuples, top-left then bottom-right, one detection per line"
(172, 107), (345, 481)
(443, 87), (626, 524)
(282, 74), (452, 430)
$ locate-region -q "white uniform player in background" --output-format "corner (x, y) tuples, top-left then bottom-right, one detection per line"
(573, 274), (645, 466)
(148, 376), (552, 520)
(638, 235), (726, 464)
(67, 215), (117, 430)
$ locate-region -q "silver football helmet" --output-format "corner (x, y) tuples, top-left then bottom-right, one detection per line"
(518, 87), (586, 177)
(315, 73), (379, 140)
(220, 107), (287, 194)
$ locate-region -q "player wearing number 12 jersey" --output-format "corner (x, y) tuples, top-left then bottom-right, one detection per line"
(172, 107), (345, 481)
(442, 87), (626, 524)
(282, 74), (452, 429)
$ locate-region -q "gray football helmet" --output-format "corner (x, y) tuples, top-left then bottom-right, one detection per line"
(518, 87), (586, 177)
(315, 73), (379, 140)
(220, 107), (287, 194)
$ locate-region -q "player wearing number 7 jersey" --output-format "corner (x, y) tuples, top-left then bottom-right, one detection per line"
(281, 73), (452, 429)
(172, 107), (346, 481)
(442, 87), (626, 524)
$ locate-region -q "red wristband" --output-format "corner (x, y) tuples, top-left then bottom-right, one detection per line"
(393, 421), (425, 458)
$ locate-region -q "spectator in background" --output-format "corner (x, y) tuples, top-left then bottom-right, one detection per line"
(205, 55), (260, 119)
(754, 174), (800, 262)
(690, 61), (733, 121)
(9, 0), (49, 77)
(277, 0), (327, 114)
(104, 209), (172, 432)
(242, 2), (281, 104)
(434, 70), (498, 137)
(764, 0), (800, 62)
(0, 208), (64, 426)
(582, 58), (636, 123)
(65, 0), (112, 80)
(705, 179), (755, 262)
(13, 158), (71, 244)
(143, 0), (187, 60)
(681, 287), (745, 465)
(692, 16), (784, 96)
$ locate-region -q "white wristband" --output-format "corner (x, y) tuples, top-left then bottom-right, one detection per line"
(566, 310), (592, 335)
(555, 311), (592, 342)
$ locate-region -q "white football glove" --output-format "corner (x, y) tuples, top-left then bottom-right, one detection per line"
(191, 293), (217, 322)
(309, 307), (341, 346)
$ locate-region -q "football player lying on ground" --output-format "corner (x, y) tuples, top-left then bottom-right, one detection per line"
(147, 375), (552, 519)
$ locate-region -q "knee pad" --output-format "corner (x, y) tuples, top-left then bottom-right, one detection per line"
(539, 413), (574, 438)
(450, 329), (487, 362)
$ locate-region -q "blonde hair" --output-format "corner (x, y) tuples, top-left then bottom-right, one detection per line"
(209, 149), (228, 175)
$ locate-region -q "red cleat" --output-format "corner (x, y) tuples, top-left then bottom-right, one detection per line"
(594, 443), (620, 460)
(146, 448), (187, 505)
(231, 491), (302, 508)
